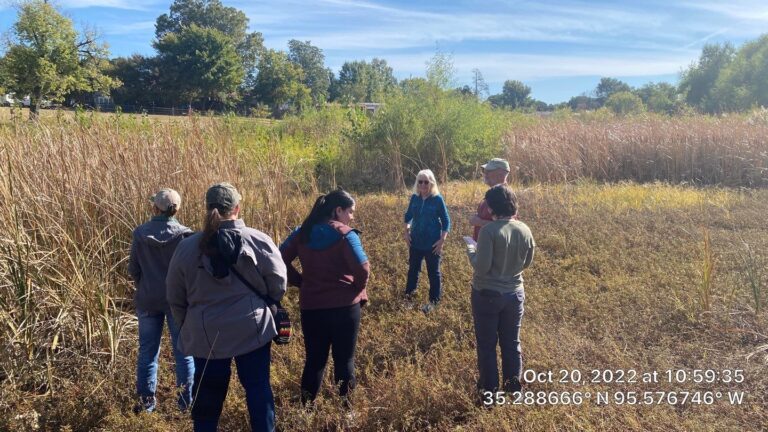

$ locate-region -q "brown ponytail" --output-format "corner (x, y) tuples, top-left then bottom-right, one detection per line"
(200, 207), (222, 256)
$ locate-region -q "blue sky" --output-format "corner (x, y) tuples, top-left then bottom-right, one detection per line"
(2, 0), (768, 103)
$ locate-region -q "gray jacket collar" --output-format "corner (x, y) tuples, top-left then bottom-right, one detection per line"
(219, 219), (246, 229)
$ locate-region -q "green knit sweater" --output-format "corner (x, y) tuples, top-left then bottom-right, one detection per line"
(467, 219), (535, 293)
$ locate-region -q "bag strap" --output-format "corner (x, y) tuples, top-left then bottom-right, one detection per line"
(230, 266), (279, 307)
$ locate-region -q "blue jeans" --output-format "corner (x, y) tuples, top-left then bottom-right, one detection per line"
(471, 288), (525, 392)
(136, 309), (195, 411)
(405, 247), (442, 303)
(192, 343), (275, 432)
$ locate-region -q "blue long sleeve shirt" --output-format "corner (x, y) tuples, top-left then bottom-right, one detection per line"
(404, 193), (451, 251)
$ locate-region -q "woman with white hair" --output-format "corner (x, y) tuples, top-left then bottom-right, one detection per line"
(403, 169), (451, 313)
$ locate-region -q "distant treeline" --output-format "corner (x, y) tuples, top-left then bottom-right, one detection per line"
(2, 0), (768, 119)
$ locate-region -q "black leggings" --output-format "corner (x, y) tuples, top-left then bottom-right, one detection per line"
(300, 303), (361, 401)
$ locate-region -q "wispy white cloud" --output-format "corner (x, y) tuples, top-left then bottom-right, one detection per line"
(261, 15), (668, 51)
(350, 50), (700, 83)
(58, 0), (159, 11)
(683, 28), (730, 49)
(679, 0), (768, 21)
(454, 52), (698, 80)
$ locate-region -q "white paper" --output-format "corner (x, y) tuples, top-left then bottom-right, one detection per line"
(462, 236), (477, 247)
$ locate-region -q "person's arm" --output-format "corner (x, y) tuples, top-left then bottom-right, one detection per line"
(433, 196), (450, 253)
(438, 195), (451, 234)
(257, 237), (288, 303)
(403, 196), (414, 246)
(404, 195), (415, 223)
(403, 222), (412, 247)
(467, 225), (493, 275)
(342, 231), (370, 291)
(278, 230), (303, 288)
(166, 247), (187, 327)
(127, 233), (141, 282)
(469, 215), (492, 227)
(523, 234), (536, 269)
(470, 200), (492, 228)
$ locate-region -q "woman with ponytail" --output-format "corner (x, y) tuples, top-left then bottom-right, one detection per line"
(166, 183), (287, 432)
(279, 188), (370, 407)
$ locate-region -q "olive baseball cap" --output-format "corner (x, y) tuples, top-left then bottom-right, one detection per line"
(481, 158), (510, 172)
(205, 182), (242, 210)
(151, 188), (182, 212)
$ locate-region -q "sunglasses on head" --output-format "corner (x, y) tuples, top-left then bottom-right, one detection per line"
(417, 180), (430, 185)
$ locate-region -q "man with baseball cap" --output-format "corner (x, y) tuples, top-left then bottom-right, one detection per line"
(470, 158), (511, 240)
(128, 188), (195, 413)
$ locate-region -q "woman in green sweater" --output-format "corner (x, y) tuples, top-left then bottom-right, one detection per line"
(466, 184), (535, 397)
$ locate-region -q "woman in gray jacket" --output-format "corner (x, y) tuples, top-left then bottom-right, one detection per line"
(166, 183), (287, 432)
(129, 188), (194, 413)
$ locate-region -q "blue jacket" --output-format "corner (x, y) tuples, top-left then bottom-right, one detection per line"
(404, 194), (451, 251)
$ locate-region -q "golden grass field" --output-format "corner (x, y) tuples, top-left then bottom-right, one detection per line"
(0, 113), (766, 431)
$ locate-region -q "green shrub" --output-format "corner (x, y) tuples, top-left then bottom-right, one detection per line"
(347, 82), (509, 189)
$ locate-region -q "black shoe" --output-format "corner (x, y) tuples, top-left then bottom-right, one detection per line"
(504, 376), (522, 394)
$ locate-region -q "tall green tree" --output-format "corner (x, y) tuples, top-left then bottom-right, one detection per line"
(108, 55), (163, 108)
(0, 0), (117, 119)
(253, 49), (311, 117)
(337, 58), (397, 103)
(679, 42), (735, 112)
(594, 77), (631, 106)
(710, 35), (768, 113)
(0, 56), (6, 95)
(155, 0), (264, 90)
(154, 24), (244, 108)
(288, 40), (330, 106)
(488, 80), (531, 109)
(327, 68), (340, 101)
(368, 58), (397, 101)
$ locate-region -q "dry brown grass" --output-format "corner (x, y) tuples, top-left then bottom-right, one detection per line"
(0, 115), (766, 431)
(504, 115), (768, 187)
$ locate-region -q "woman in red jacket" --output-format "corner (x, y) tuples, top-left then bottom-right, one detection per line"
(279, 189), (370, 406)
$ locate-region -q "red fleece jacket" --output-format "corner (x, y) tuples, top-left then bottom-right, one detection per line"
(280, 221), (370, 310)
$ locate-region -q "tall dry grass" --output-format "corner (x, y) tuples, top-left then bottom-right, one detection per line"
(504, 115), (768, 187)
(1, 113), (767, 430)
(0, 115), (309, 397)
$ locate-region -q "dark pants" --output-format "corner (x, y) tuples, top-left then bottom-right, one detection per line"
(300, 303), (361, 402)
(192, 344), (274, 432)
(471, 288), (525, 392)
(405, 247), (442, 303)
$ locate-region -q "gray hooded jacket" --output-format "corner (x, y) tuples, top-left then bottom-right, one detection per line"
(128, 216), (193, 313)
(166, 219), (288, 359)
